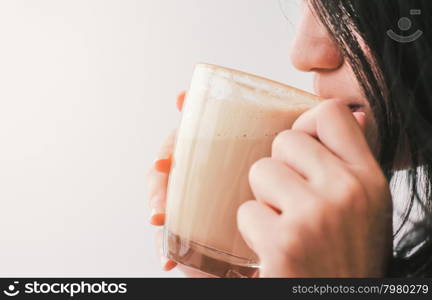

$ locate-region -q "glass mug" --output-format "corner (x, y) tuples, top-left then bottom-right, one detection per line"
(163, 63), (320, 278)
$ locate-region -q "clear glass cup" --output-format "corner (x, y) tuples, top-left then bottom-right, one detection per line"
(163, 63), (320, 278)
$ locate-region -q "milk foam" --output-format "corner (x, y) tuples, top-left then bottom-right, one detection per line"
(179, 64), (320, 139)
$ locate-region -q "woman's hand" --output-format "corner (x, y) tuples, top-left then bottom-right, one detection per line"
(146, 91), (213, 277)
(237, 100), (393, 278)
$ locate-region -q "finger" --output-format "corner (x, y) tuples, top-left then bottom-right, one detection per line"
(249, 158), (314, 212)
(156, 130), (177, 161)
(271, 130), (347, 185)
(292, 100), (374, 166)
(149, 202), (166, 226)
(147, 130), (177, 224)
(176, 91), (187, 112)
(147, 130), (176, 202)
(237, 200), (279, 255)
(155, 229), (178, 271)
(147, 168), (168, 225)
(353, 112), (366, 132)
(155, 156), (172, 173)
(153, 128), (176, 173)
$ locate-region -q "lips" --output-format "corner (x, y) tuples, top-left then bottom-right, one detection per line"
(316, 91), (366, 112)
(314, 90), (365, 112)
(313, 72), (368, 112)
(313, 75), (366, 113)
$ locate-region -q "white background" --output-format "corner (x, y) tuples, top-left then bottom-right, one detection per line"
(0, 0), (313, 277)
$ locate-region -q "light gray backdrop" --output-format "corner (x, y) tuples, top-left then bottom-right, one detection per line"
(4, 0), (413, 278)
(0, 0), (312, 277)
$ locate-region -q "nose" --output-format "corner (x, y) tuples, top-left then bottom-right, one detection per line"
(290, 5), (343, 72)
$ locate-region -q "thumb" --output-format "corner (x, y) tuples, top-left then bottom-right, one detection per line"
(352, 112), (367, 133)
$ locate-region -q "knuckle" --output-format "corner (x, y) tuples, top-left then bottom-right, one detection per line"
(328, 174), (367, 213)
(249, 157), (272, 184)
(272, 130), (304, 155)
(237, 200), (255, 222)
(237, 201), (259, 237)
(336, 175), (363, 200)
(272, 130), (290, 152)
(319, 99), (343, 112)
(237, 200), (251, 216)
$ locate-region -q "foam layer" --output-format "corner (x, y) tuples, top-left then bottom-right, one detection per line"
(179, 64), (321, 139)
(194, 63), (321, 107)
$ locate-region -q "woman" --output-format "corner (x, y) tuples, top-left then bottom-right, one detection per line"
(147, 0), (432, 277)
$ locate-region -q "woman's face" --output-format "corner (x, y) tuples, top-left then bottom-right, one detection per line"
(290, 4), (380, 155)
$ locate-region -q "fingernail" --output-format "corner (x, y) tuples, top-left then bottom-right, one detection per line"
(353, 112), (367, 132)
(154, 157), (171, 173)
(176, 91), (186, 112)
(149, 210), (165, 226)
(353, 112), (366, 119)
(161, 256), (177, 271)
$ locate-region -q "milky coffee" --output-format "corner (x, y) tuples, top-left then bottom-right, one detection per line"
(164, 64), (320, 278)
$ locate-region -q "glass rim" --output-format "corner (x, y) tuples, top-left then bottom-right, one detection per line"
(195, 62), (321, 101)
